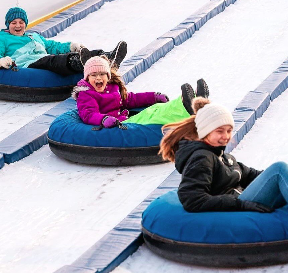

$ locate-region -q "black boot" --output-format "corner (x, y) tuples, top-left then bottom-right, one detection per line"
(80, 47), (92, 65)
(181, 83), (196, 115)
(106, 41), (127, 68)
(196, 78), (209, 98)
(67, 53), (83, 72)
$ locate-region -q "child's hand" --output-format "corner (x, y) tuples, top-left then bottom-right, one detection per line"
(102, 116), (119, 128)
(155, 92), (169, 103)
(0, 56), (13, 69)
(70, 42), (85, 53)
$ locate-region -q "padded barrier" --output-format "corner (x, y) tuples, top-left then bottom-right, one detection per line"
(226, 62), (288, 152)
(28, 0), (107, 38)
(54, 170), (180, 273)
(0, 0), (236, 166)
(120, 0), (228, 84)
(120, 39), (174, 85)
(0, 153), (4, 169)
(0, 98), (76, 164)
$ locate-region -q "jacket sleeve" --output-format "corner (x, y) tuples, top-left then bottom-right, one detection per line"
(178, 152), (244, 212)
(38, 34), (71, 55)
(122, 92), (156, 109)
(76, 92), (106, 126)
(0, 34), (7, 58)
(237, 161), (262, 188)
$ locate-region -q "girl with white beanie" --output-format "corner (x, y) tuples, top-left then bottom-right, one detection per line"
(159, 97), (288, 213)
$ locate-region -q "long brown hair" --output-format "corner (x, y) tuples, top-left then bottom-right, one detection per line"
(109, 66), (128, 100)
(159, 97), (210, 162)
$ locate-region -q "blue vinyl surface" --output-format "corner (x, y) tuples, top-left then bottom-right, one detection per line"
(0, 68), (82, 88)
(142, 190), (288, 244)
(48, 109), (163, 148)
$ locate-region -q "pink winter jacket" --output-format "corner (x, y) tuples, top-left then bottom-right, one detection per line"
(72, 79), (157, 125)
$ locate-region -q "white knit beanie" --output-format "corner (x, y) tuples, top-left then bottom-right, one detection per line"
(84, 56), (111, 80)
(195, 103), (234, 139)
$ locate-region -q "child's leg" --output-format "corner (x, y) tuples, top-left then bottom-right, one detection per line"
(123, 96), (190, 125)
(239, 161), (288, 209)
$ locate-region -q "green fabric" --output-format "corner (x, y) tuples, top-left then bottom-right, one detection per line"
(124, 96), (190, 125)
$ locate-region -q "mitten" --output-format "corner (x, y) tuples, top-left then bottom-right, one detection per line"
(155, 92), (169, 103)
(102, 116), (119, 128)
(0, 56), (13, 69)
(239, 200), (274, 213)
(70, 42), (85, 53)
(120, 109), (129, 117)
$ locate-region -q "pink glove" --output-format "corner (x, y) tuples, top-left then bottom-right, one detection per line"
(120, 109), (129, 117)
(102, 116), (119, 128)
(155, 92), (169, 103)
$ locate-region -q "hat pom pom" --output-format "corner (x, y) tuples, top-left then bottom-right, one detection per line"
(192, 97), (210, 114)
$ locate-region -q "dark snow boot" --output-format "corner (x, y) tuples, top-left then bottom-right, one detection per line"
(80, 47), (92, 66)
(67, 53), (84, 72)
(181, 83), (196, 115)
(107, 41), (127, 68)
(196, 78), (209, 98)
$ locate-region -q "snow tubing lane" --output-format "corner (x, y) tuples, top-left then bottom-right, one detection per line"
(48, 109), (165, 166)
(0, 68), (82, 102)
(142, 190), (288, 268)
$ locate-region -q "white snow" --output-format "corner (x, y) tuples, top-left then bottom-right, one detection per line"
(0, 0), (288, 272)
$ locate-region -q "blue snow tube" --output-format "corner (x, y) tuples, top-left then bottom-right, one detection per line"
(142, 190), (288, 268)
(48, 109), (165, 166)
(0, 68), (82, 102)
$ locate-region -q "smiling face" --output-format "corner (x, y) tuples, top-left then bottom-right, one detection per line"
(203, 125), (233, 147)
(9, 18), (26, 36)
(88, 72), (109, 92)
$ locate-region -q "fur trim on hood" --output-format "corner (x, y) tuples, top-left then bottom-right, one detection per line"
(71, 85), (90, 100)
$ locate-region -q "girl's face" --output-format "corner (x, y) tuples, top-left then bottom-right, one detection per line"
(88, 72), (109, 92)
(204, 125), (233, 147)
(9, 19), (26, 36)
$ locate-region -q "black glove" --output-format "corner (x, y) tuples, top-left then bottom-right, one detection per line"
(239, 200), (274, 213)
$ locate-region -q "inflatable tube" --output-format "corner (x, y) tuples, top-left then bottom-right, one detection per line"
(0, 68), (82, 102)
(142, 190), (288, 268)
(48, 109), (165, 166)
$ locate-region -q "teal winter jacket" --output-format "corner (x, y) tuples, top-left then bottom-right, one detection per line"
(0, 30), (71, 68)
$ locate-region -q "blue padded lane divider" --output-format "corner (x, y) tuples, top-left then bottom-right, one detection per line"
(120, 0), (228, 84)
(0, 98), (76, 164)
(0, 153), (4, 169)
(0, 0), (233, 166)
(226, 56), (288, 152)
(29, 0), (108, 38)
(54, 170), (181, 273)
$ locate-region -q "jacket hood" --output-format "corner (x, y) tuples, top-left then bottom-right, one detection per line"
(175, 140), (225, 173)
(71, 79), (93, 100)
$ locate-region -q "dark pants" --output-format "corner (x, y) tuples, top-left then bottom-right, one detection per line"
(28, 50), (105, 76)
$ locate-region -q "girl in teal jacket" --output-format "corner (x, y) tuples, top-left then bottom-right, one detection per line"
(0, 7), (127, 76)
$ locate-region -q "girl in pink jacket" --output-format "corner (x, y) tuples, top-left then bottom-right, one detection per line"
(72, 56), (168, 128)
